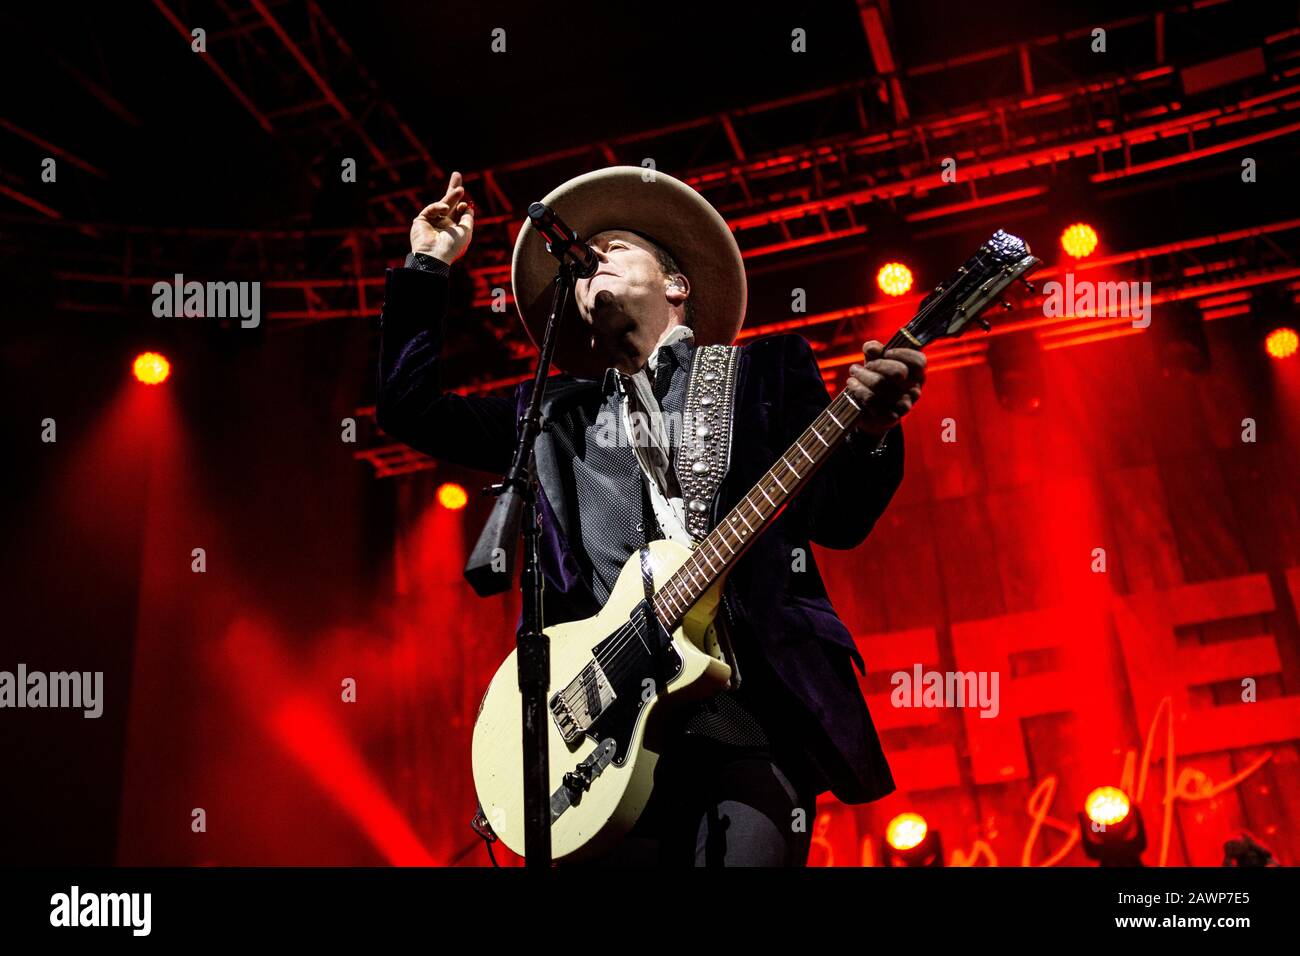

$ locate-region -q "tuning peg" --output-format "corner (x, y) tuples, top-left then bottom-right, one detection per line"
(977, 317), (991, 331)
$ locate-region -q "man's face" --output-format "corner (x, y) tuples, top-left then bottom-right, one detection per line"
(573, 229), (673, 335)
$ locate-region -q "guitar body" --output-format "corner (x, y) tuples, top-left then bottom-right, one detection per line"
(471, 538), (733, 861)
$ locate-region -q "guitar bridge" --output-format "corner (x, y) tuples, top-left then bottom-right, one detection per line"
(550, 660), (617, 743)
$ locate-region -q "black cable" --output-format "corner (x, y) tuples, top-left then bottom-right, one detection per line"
(470, 802), (501, 868)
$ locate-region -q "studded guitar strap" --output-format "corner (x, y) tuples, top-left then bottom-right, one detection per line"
(676, 343), (741, 540)
(674, 342), (745, 691)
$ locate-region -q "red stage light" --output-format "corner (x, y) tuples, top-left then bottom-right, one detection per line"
(1084, 786), (1131, 827)
(1079, 785), (1146, 866)
(1265, 327), (1298, 360)
(437, 482), (468, 510)
(1060, 222), (1099, 259)
(886, 812), (928, 851)
(133, 352), (171, 385)
(877, 262), (914, 297)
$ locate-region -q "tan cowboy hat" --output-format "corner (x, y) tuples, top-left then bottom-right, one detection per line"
(511, 166), (746, 380)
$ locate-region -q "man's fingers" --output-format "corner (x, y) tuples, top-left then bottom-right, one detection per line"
(416, 201), (451, 222)
(439, 185), (464, 210)
(850, 341), (924, 427)
(846, 366), (883, 396)
(864, 357), (911, 387)
(441, 170), (464, 204)
(847, 365), (901, 412)
(436, 169), (473, 222)
(883, 347), (927, 384)
(417, 195), (475, 225)
(883, 346), (924, 362)
(845, 376), (874, 409)
(848, 364), (885, 390)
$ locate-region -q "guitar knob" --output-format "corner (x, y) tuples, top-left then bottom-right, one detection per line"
(977, 317), (991, 331)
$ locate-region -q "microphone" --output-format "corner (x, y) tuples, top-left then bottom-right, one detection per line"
(527, 202), (599, 278)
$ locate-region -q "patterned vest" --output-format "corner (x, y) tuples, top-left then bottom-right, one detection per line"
(544, 335), (769, 748)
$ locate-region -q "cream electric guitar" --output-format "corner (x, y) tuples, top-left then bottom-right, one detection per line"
(472, 230), (1040, 861)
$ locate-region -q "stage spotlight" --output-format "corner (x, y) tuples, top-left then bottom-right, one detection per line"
(1086, 786), (1130, 826)
(882, 812), (944, 867)
(437, 482), (468, 511)
(986, 334), (1045, 414)
(1060, 222), (1098, 259)
(877, 262), (914, 297)
(1154, 301), (1211, 375)
(1266, 327), (1298, 360)
(1078, 786), (1147, 866)
(132, 352), (171, 385)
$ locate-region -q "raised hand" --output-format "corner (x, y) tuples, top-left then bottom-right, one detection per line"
(411, 170), (475, 265)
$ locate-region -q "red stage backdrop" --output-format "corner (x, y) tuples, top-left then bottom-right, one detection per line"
(112, 317), (1300, 867)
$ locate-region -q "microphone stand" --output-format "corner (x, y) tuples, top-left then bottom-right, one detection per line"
(465, 230), (582, 867)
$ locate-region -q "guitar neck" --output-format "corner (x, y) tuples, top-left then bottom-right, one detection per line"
(647, 228), (1040, 629)
(651, 343), (901, 629)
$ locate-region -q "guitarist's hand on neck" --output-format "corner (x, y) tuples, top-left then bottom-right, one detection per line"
(846, 340), (927, 437)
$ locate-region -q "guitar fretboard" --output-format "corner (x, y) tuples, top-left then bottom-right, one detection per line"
(652, 385), (869, 628)
(651, 328), (919, 626)
(652, 327), (919, 627)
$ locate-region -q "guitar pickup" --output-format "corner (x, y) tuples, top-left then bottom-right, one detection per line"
(550, 661), (617, 742)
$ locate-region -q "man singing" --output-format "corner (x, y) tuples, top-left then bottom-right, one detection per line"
(376, 167), (926, 866)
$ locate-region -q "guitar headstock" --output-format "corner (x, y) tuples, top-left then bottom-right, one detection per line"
(900, 230), (1041, 348)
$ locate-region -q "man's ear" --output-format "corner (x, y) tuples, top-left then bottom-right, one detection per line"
(665, 272), (690, 307)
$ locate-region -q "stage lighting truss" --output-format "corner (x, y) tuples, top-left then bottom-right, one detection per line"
(23, 2), (1299, 478)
